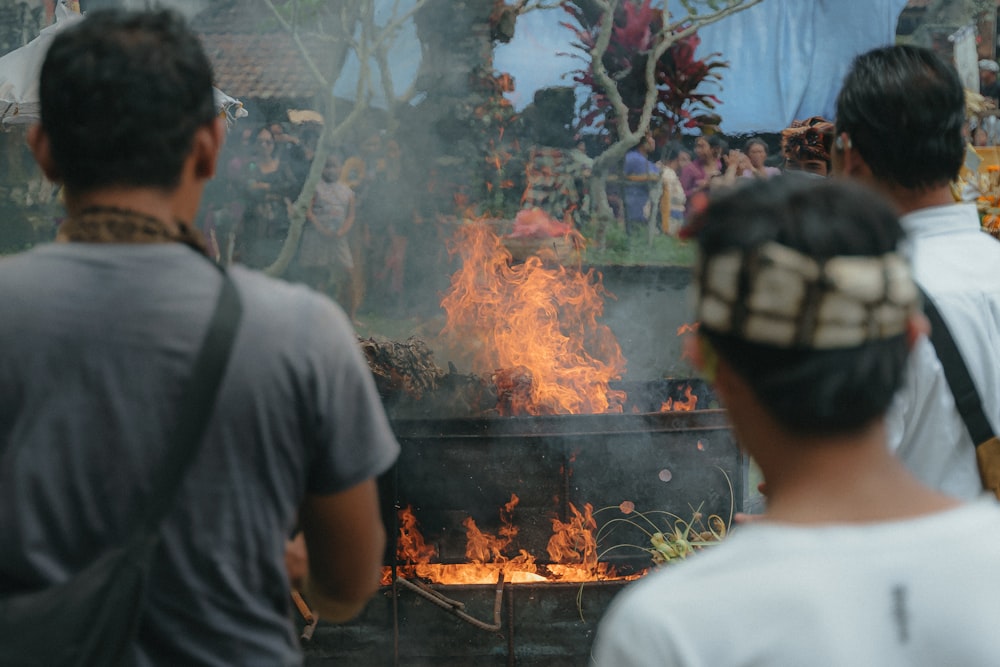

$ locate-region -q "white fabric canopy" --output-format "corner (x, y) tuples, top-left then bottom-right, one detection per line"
(0, 2), (81, 126)
(696, 0), (909, 134)
(0, 1), (247, 128)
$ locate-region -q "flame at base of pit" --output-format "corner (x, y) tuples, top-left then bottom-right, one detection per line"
(381, 497), (647, 587)
(382, 563), (642, 586)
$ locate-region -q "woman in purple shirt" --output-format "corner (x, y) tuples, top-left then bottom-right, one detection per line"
(679, 135), (723, 221)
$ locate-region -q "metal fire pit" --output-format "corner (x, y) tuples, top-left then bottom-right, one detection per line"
(302, 385), (743, 666)
(303, 580), (627, 667)
(381, 405), (742, 571)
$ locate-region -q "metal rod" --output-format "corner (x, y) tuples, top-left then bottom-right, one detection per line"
(492, 572), (504, 625)
(392, 464), (401, 667)
(392, 568), (400, 667)
(413, 577), (465, 610)
(395, 574), (504, 632)
(506, 582), (515, 667)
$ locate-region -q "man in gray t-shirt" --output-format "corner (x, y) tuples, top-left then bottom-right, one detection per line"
(0, 10), (399, 665)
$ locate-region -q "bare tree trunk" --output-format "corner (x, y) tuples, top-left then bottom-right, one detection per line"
(574, 0), (763, 249)
(261, 0), (430, 279)
(588, 171), (613, 249)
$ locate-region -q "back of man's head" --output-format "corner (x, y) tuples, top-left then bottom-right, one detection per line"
(835, 45), (964, 191)
(39, 9), (216, 194)
(692, 177), (918, 438)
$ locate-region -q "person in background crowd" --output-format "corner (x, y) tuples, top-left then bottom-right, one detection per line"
(833, 44), (1000, 499)
(707, 136), (731, 190)
(781, 116), (834, 177)
(743, 138), (781, 178)
(979, 58), (1000, 104)
(658, 141), (688, 236)
(622, 132), (660, 237)
(973, 125), (990, 147)
(285, 117), (323, 191)
(591, 176), (1000, 667)
(679, 134), (723, 221)
(0, 10), (399, 664)
(714, 145), (755, 190)
(240, 125), (297, 266)
(269, 121), (299, 160)
(297, 153), (357, 321)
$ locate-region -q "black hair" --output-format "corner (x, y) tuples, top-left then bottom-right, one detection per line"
(835, 45), (965, 189)
(707, 135), (727, 156)
(744, 137), (768, 153)
(695, 176), (910, 437)
(39, 9), (217, 193)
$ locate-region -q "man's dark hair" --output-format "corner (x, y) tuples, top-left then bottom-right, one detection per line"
(39, 9), (217, 193)
(835, 45), (965, 190)
(695, 176), (910, 437)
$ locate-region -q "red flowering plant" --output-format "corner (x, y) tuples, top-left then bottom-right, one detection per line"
(562, 0), (728, 142)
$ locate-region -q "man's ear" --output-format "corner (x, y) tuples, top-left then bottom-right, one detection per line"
(192, 117), (226, 181)
(833, 132), (872, 180)
(26, 124), (61, 183)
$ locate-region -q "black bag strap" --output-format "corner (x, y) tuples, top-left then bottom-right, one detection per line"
(920, 287), (996, 447)
(139, 269), (242, 530)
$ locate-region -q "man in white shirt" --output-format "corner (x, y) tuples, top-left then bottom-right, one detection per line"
(591, 176), (1000, 667)
(833, 45), (1000, 499)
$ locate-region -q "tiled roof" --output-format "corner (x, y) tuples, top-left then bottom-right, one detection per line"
(193, 1), (325, 101)
(199, 32), (325, 101)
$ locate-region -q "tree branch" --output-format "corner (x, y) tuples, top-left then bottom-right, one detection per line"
(588, 0), (641, 150)
(261, 0), (332, 88)
(663, 0), (766, 45)
(373, 0), (430, 50)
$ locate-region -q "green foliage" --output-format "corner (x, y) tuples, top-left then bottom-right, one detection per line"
(563, 0), (729, 141)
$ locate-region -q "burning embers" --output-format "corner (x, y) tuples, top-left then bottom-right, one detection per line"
(660, 385), (697, 412)
(383, 496), (641, 586)
(440, 222), (626, 416)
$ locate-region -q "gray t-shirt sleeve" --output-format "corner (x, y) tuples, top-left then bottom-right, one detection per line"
(301, 295), (400, 495)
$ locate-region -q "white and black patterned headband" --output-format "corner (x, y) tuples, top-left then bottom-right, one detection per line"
(694, 241), (918, 349)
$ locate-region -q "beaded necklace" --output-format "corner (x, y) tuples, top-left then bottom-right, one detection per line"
(58, 205), (208, 257)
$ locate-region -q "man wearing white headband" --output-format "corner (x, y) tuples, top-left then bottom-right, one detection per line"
(592, 177), (1000, 666)
(834, 45), (1000, 500)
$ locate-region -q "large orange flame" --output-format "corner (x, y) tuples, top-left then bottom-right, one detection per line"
(439, 222), (626, 415)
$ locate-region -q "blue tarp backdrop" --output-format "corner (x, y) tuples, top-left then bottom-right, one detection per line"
(695, 0), (909, 134)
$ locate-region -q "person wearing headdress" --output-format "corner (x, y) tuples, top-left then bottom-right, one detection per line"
(780, 116), (834, 177)
(592, 176), (1000, 667)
